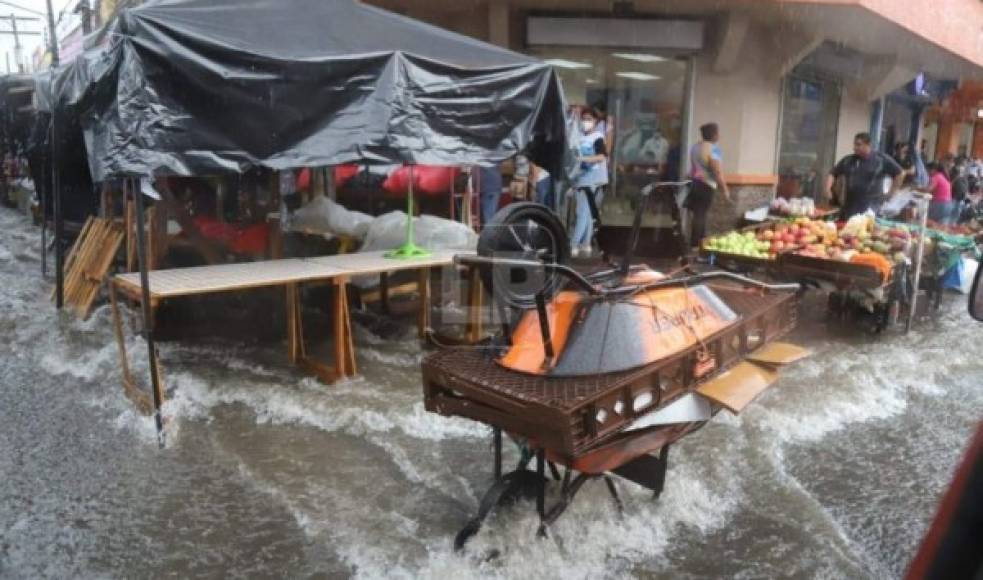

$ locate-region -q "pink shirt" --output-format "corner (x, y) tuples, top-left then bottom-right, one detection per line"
(928, 172), (952, 202)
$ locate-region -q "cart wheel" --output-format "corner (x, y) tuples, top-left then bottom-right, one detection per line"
(477, 202), (570, 309)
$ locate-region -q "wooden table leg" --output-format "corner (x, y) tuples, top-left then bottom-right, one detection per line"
(333, 277), (356, 378)
(417, 267), (431, 341)
(379, 271), (391, 315)
(109, 281), (155, 415)
(465, 266), (483, 343)
(286, 283), (301, 363)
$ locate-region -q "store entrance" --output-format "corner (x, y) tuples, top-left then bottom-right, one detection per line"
(777, 73), (841, 201)
(529, 46), (691, 257)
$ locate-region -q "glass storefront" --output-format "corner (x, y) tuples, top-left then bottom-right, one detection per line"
(777, 73), (841, 201)
(527, 46), (690, 227)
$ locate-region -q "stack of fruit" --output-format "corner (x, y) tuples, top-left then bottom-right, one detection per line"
(740, 217), (836, 258)
(703, 231), (774, 260)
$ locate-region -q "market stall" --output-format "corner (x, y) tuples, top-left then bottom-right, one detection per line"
(701, 209), (980, 332)
(56, 0), (567, 440)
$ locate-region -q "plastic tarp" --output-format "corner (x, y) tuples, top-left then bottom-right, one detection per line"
(70, 0), (566, 182)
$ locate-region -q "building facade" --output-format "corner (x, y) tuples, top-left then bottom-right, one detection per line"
(366, 0), (983, 231)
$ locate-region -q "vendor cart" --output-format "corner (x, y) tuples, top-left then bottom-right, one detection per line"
(421, 183), (808, 548)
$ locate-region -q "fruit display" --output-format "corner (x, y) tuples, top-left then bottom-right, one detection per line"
(703, 231), (774, 260)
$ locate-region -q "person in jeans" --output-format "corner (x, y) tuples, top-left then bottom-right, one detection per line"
(685, 122), (730, 251)
(923, 163), (954, 224)
(570, 107), (608, 257)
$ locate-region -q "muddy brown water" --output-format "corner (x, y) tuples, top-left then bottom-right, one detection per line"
(1, 207), (980, 579)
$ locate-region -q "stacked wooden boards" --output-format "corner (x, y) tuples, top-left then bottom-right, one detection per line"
(57, 217), (125, 319)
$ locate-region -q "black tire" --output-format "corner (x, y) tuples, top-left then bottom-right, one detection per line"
(477, 202), (570, 309)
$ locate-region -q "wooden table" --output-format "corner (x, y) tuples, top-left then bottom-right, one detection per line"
(110, 250), (479, 413)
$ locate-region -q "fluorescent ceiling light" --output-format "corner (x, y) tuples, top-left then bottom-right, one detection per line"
(616, 72), (661, 81)
(613, 52), (666, 63)
(544, 58), (592, 69)
(977, 108), (983, 119)
(585, 78), (599, 84)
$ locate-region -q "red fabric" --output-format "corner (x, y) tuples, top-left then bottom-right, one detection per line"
(382, 165), (458, 196)
(335, 164), (360, 188)
(297, 168), (311, 192)
(193, 216), (269, 255)
(193, 216), (237, 243)
(229, 223), (270, 255)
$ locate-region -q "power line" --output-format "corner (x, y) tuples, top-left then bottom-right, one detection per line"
(0, 1), (44, 17)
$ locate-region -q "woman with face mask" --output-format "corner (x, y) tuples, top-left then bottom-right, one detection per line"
(571, 107), (609, 257)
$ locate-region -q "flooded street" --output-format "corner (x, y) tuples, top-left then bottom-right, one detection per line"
(1, 205), (981, 579)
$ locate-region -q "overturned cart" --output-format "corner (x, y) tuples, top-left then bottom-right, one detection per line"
(421, 204), (808, 548)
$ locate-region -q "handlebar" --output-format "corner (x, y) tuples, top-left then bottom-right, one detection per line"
(454, 254), (802, 297)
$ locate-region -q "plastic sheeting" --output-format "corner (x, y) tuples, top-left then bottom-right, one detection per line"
(291, 196), (374, 240)
(360, 211), (478, 253)
(69, 0), (566, 182)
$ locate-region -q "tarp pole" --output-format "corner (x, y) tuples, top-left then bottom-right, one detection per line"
(52, 110), (63, 308)
(133, 178), (166, 447)
(40, 157), (47, 276)
(906, 195), (931, 333)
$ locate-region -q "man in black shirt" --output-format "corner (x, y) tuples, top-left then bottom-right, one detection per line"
(824, 132), (904, 217)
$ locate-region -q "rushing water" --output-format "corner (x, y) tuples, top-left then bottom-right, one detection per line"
(1, 207), (981, 579)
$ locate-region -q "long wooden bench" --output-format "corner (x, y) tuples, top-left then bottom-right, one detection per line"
(110, 250), (479, 413)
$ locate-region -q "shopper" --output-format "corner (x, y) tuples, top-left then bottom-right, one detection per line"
(570, 107), (608, 257)
(823, 132), (903, 218)
(922, 162), (955, 224)
(892, 142), (916, 185)
(685, 122), (730, 251)
(478, 164), (503, 225)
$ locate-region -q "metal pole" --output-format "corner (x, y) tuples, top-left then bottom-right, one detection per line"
(133, 179), (166, 447)
(906, 195), (930, 333)
(9, 13), (22, 73)
(52, 109), (63, 306)
(44, 0), (58, 67)
(40, 154), (47, 276)
(46, 0), (62, 305)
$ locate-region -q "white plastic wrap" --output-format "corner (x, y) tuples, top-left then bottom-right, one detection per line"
(360, 211), (478, 253)
(291, 196), (374, 239)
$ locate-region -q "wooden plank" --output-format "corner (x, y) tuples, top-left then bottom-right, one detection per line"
(696, 361), (778, 414)
(307, 249), (463, 277)
(465, 266), (483, 343)
(418, 267), (431, 340)
(77, 224), (124, 320)
(360, 281), (418, 305)
(109, 282), (134, 389)
(114, 259), (348, 299)
(745, 342), (810, 367)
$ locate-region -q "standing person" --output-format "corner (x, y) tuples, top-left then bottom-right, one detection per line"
(532, 163), (553, 210)
(823, 132), (903, 218)
(922, 163), (955, 224)
(478, 164), (503, 225)
(570, 107), (608, 258)
(892, 142), (916, 186)
(685, 122), (730, 251)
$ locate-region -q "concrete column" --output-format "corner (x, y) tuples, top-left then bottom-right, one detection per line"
(488, 1), (509, 48)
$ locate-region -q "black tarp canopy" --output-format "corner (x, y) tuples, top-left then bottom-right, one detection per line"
(72, 0), (566, 181)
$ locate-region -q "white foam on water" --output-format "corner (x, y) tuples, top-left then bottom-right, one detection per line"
(159, 368), (489, 442)
(0, 243), (12, 261)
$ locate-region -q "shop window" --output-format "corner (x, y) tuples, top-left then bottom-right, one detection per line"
(778, 74), (841, 201)
(529, 47), (689, 227)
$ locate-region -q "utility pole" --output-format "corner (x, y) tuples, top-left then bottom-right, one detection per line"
(0, 14), (41, 72)
(46, 0), (64, 307)
(10, 12), (21, 72)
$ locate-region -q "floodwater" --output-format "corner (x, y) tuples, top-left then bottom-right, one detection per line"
(1, 206), (981, 579)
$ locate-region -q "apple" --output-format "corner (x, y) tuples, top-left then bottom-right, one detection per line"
(762, 230), (774, 240)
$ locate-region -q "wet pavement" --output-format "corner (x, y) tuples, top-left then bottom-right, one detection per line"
(1, 207), (981, 579)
